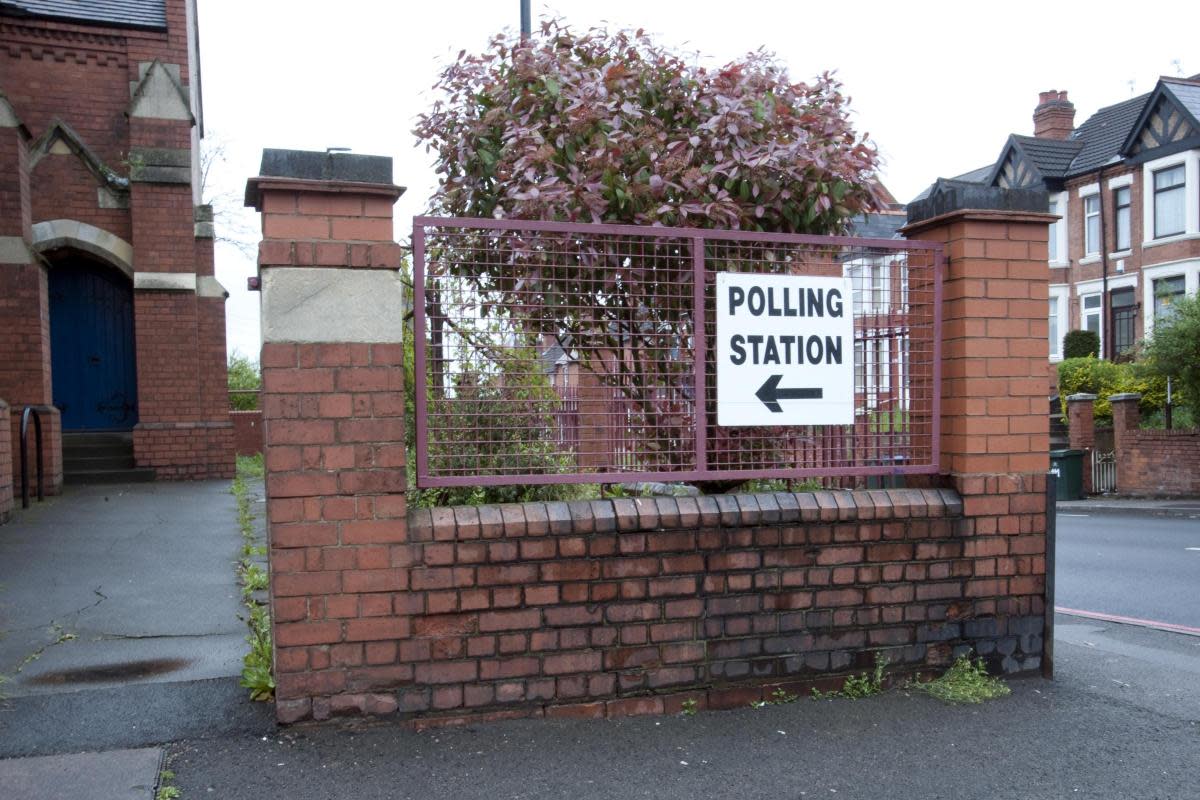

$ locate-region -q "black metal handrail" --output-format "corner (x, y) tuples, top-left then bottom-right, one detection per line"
(20, 405), (44, 510)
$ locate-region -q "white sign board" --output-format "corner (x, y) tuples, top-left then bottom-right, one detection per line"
(715, 272), (854, 426)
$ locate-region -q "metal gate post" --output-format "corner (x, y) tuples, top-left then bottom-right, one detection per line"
(1042, 469), (1057, 679)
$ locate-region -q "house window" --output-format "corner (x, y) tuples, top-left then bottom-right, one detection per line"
(1153, 275), (1186, 325)
(1083, 195), (1101, 255)
(1153, 165), (1185, 238)
(1048, 196), (1060, 262)
(1110, 287), (1137, 356)
(1081, 293), (1102, 346)
(1113, 186), (1131, 251)
(1049, 296), (1060, 359)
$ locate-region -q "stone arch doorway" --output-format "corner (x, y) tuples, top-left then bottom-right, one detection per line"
(47, 253), (139, 431)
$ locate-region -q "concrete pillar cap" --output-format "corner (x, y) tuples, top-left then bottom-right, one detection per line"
(1107, 393), (1141, 402)
(1066, 393), (1098, 402)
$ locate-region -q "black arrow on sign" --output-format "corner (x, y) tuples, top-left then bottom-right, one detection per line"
(755, 374), (823, 413)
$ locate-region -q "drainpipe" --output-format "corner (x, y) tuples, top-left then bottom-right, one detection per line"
(1096, 167), (1109, 360)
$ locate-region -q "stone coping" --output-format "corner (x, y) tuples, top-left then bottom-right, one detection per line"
(407, 488), (964, 542)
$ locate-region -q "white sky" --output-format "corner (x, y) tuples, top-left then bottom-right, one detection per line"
(197, 0), (1196, 359)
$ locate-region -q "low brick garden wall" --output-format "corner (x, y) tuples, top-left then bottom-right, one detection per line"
(273, 487), (1046, 724)
(231, 410), (264, 457)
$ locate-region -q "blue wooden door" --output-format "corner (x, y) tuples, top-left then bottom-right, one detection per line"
(49, 262), (138, 430)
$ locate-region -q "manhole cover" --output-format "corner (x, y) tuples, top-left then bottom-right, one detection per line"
(29, 657), (191, 684)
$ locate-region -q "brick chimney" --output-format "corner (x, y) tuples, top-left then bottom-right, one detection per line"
(1033, 90), (1075, 139)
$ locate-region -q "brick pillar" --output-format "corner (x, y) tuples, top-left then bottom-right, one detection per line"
(246, 149), (406, 722)
(0, 91), (62, 495)
(126, 61), (233, 479)
(902, 184), (1054, 671)
(1066, 393), (1097, 495)
(1109, 393), (1141, 495)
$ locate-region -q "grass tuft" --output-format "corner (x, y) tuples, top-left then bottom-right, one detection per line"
(232, 455), (273, 702)
(911, 655), (1011, 704)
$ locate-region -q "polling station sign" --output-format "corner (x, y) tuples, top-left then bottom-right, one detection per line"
(715, 272), (854, 426)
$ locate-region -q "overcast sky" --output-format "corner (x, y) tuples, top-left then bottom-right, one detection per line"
(197, 0), (1196, 359)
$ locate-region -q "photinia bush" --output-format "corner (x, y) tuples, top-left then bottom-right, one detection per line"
(414, 19), (884, 229)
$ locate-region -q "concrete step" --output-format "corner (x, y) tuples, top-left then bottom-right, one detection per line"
(63, 453), (136, 471)
(63, 468), (156, 485)
(61, 431), (134, 448)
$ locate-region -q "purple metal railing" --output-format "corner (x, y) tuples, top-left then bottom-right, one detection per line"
(413, 216), (943, 487)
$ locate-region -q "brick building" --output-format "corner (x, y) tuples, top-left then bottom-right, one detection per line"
(0, 0), (232, 488)
(919, 76), (1200, 385)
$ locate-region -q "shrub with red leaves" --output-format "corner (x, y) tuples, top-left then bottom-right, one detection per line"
(415, 19), (883, 230)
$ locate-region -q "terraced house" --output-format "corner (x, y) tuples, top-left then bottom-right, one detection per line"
(923, 76), (1200, 386)
(0, 0), (232, 492)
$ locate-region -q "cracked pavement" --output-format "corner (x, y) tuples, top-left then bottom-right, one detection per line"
(0, 481), (246, 696)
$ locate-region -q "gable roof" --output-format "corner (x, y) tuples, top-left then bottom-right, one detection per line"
(1012, 135), (1085, 178)
(1117, 77), (1200, 160)
(0, 0), (166, 30)
(1064, 93), (1147, 175)
(1167, 77), (1200, 120)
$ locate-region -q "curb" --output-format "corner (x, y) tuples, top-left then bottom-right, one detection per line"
(1055, 503), (1200, 520)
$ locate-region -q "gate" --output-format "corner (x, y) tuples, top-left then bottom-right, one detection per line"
(49, 260), (138, 430)
(413, 218), (942, 488)
(1092, 449), (1117, 493)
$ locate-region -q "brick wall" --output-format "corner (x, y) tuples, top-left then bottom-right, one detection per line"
(252, 162), (1052, 726)
(0, 399), (12, 523)
(231, 410), (264, 456)
(1110, 394), (1200, 496)
(271, 489), (1044, 724)
(1066, 394), (1097, 495)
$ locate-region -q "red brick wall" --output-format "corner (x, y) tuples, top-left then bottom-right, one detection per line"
(0, 400), (12, 523)
(251, 171), (1052, 724)
(296, 490), (1043, 724)
(231, 410), (264, 456)
(131, 290), (233, 479)
(1067, 396), (1096, 495)
(1111, 397), (1200, 496)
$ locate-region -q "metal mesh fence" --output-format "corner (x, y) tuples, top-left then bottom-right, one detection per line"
(413, 217), (942, 487)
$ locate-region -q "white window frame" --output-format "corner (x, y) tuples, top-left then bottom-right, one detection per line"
(1048, 284), (1069, 362)
(1083, 195), (1101, 256)
(1106, 173), (1134, 257)
(1076, 183), (1100, 263)
(1072, 273), (1138, 359)
(1048, 191), (1068, 268)
(1142, 150), (1200, 247)
(1141, 260), (1200, 339)
(1079, 292), (1103, 354)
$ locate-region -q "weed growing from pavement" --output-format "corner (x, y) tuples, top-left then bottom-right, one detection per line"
(233, 455), (274, 702)
(908, 655), (1011, 704)
(812, 653), (887, 700)
(156, 768), (181, 800)
(751, 687), (801, 708)
(680, 698), (699, 716)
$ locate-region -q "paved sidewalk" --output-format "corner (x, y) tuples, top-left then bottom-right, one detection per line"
(0, 747), (162, 800)
(164, 614), (1200, 800)
(1057, 496), (1200, 518)
(0, 481), (246, 696)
